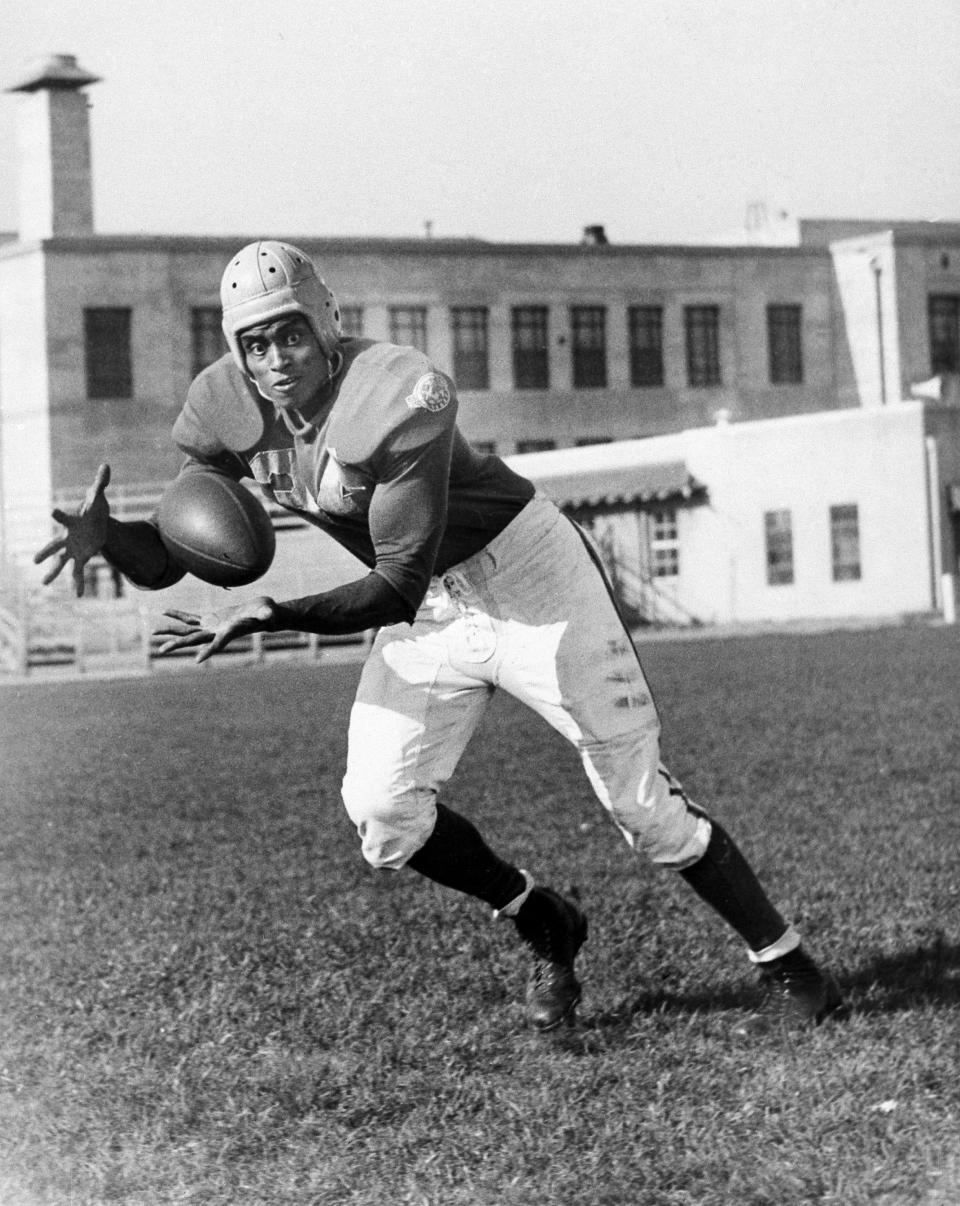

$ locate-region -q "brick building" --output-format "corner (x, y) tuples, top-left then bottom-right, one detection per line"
(2, 55), (960, 630)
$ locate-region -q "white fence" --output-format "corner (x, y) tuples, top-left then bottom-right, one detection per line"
(0, 569), (370, 678)
(2, 481), (692, 678)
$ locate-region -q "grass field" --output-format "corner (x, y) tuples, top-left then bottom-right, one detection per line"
(2, 625), (959, 1206)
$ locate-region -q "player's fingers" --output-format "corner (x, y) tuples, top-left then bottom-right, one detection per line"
(81, 463), (111, 513)
(161, 608), (200, 626)
(153, 640), (184, 657)
(34, 536), (66, 563)
(40, 552), (69, 585)
(194, 637), (230, 664)
(72, 563), (86, 598)
(153, 612), (203, 634)
(195, 623), (244, 664)
(155, 631), (211, 655)
(49, 509), (71, 526)
(152, 622), (198, 639)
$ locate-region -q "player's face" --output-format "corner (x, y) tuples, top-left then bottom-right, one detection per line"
(239, 316), (329, 410)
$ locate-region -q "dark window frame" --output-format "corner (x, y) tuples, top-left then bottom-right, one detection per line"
(830, 503), (862, 582)
(650, 507), (680, 578)
(929, 294), (960, 374)
(512, 305), (550, 389)
(389, 305), (428, 352)
(450, 306), (490, 390)
(84, 307), (133, 399)
(684, 304), (721, 387)
(767, 304), (804, 385)
(190, 306), (227, 379)
(339, 305), (364, 338)
(628, 305), (664, 387)
(764, 508), (795, 585)
(571, 305), (608, 388)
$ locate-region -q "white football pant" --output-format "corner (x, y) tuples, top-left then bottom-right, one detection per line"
(341, 496), (711, 871)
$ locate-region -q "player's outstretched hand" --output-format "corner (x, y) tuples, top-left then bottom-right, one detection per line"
(154, 596), (277, 664)
(33, 463), (112, 596)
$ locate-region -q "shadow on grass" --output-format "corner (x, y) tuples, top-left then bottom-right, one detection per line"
(582, 981), (763, 1035)
(842, 935), (960, 1014)
(579, 936), (960, 1035)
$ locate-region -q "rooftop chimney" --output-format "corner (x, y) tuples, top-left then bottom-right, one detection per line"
(581, 224), (609, 246)
(5, 54), (102, 240)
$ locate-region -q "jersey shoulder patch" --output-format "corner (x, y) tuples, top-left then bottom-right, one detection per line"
(405, 371), (452, 413)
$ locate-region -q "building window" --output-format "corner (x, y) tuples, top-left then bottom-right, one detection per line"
(516, 438), (557, 453)
(650, 507), (679, 577)
(684, 305), (721, 387)
(929, 294), (960, 374)
(512, 306), (549, 389)
(472, 440), (497, 455)
(190, 307), (226, 378)
(765, 509), (794, 585)
(571, 306), (607, 388)
(85, 307), (133, 399)
(767, 304), (803, 384)
(450, 307), (489, 390)
(830, 504), (862, 581)
(389, 306), (428, 352)
(340, 306), (364, 337)
(628, 306), (664, 387)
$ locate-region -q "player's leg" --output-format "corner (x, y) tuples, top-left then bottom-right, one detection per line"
(490, 501), (842, 1025)
(341, 616), (496, 874)
(677, 816), (843, 1025)
(409, 803), (587, 1033)
(340, 602), (584, 1030)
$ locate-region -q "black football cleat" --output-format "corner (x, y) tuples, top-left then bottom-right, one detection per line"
(750, 946), (847, 1029)
(514, 887), (588, 1031)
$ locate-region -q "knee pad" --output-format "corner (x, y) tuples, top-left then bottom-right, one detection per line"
(340, 777), (437, 870)
(581, 729), (711, 867)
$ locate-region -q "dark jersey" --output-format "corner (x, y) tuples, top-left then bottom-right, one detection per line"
(171, 339), (535, 613)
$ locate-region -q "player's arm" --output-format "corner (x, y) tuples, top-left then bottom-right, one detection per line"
(102, 517), (182, 590)
(36, 451), (253, 596)
(153, 569), (410, 663)
(33, 463), (179, 596)
(265, 402), (455, 633)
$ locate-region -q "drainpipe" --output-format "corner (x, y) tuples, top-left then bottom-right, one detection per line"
(871, 258), (887, 406)
(925, 435), (954, 621)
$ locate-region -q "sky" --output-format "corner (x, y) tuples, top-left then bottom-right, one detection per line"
(1, 0), (958, 245)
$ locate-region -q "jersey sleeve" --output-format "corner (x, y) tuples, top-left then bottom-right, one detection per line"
(363, 369), (459, 613)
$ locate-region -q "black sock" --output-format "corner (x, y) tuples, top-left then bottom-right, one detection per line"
(678, 820), (788, 953)
(406, 802), (529, 911)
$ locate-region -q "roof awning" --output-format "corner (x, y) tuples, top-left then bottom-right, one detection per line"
(523, 458), (708, 509)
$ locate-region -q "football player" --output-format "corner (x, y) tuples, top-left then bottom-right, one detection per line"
(36, 241), (844, 1032)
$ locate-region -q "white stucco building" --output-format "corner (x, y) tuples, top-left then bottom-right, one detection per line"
(509, 400), (960, 626)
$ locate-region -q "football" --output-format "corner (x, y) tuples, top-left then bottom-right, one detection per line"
(157, 471), (276, 587)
